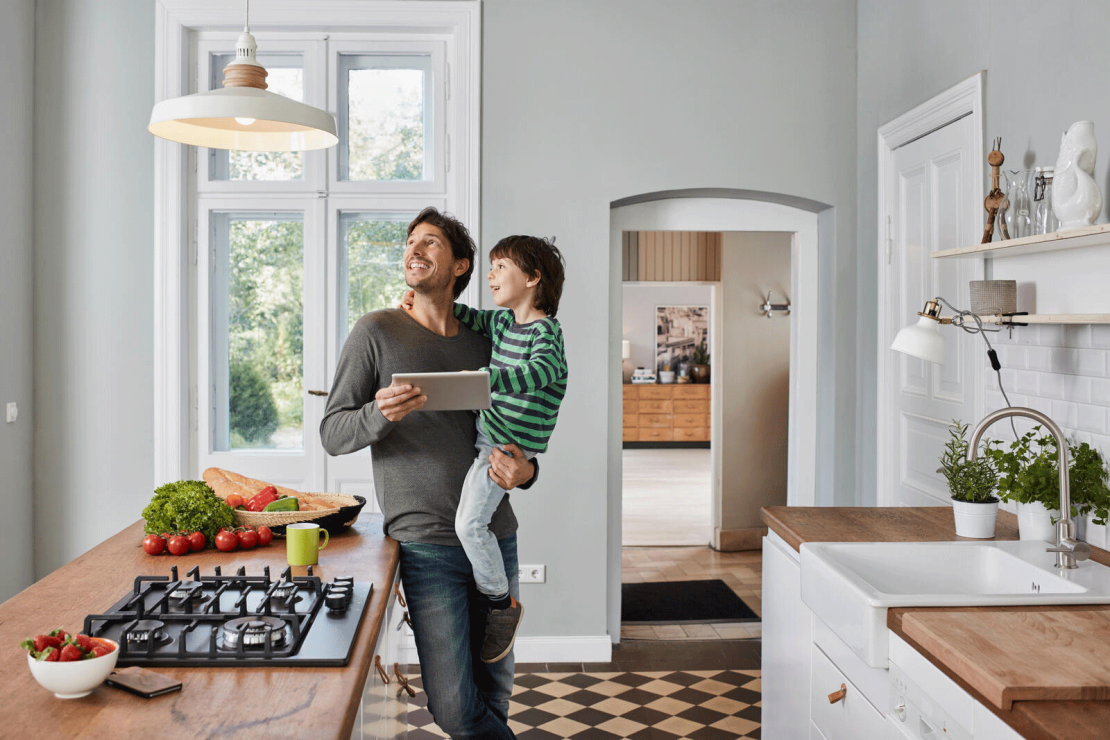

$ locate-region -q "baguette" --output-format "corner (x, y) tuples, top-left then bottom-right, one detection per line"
(202, 467), (333, 512)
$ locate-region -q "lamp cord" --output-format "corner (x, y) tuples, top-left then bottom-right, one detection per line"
(245, 0), (250, 32)
(935, 296), (1020, 440)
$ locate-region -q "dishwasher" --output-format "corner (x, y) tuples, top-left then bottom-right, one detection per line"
(887, 634), (1023, 740)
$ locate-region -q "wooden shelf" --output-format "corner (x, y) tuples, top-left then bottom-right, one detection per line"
(932, 223), (1110, 259)
(976, 314), (1110, 325)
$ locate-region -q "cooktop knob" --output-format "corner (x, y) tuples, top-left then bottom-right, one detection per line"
(326, 591), (348, 612)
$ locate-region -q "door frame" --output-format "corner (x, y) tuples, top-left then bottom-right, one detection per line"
(876, 71), (985, 505)
(607, 190), (832, 642)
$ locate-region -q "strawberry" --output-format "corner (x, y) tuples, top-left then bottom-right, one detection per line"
(38, 647), (59, 662)
(31, 634), (61, 652)
(59, 644), (83, 662)
(90, 644), (112, 658)
(50, 628), (70, 642)
(75, 634), (95, 651)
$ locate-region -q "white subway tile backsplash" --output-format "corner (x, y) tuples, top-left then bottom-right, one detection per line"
(1049, 347), (1079, 374)
(1051, 400), (1078, 428)
(1016, 370), (1040, 395)
(1038, 373), (1065, 399)
(1092, 325), (1110, 349)
(1039, 326), (1066, 347)
(1077, 348), (1108, 377)
(1094, 378), (1110, 407)
(1068, 375), (1093, 404)
(1066, 325), (1093, 348)
(1024, 346), (1050, 371)
(1078, 404), (1108, 434)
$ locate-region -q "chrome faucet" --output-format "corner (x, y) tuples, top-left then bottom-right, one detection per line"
(968, 407), (1091, 569)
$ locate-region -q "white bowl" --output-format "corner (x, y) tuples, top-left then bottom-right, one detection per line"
(26, 639), (119, 699)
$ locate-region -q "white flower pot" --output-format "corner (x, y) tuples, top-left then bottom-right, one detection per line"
(951, 498), (999, 539)
(1016, 501), (1059, 543)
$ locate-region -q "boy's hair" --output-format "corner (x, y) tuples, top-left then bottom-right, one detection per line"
(407, 207), (477, 298)
(489, 235), (566, 317)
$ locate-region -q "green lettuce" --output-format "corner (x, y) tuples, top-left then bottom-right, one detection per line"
(142, 480), (235, 542)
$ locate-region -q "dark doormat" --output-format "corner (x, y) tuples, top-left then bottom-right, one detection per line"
(621, 579), (759, 624)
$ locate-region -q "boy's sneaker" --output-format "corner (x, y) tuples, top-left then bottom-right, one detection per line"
(481, 597), (524, 663)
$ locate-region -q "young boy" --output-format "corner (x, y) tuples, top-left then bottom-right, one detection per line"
(402, 235), (568, 663)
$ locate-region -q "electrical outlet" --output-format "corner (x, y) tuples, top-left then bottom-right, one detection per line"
(518, 565), (546, 583)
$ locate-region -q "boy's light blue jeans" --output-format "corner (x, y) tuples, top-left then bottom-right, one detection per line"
(456, 417), (535, 599)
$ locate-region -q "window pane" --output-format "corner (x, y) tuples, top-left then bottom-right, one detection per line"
(340, 55), (432, 181)
(210, 53), (305, 181)
(214, 214), (304, 451)
(340, 213), (413, 339)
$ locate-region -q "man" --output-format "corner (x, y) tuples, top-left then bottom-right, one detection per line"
(320, 207), (535, 739)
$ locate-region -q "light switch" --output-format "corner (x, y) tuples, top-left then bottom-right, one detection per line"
(6, 402), (16, 424)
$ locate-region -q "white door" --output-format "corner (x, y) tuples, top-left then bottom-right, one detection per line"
(882, 114), (983, 507)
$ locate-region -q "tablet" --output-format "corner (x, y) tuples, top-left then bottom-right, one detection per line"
(391, 370), (491, 411)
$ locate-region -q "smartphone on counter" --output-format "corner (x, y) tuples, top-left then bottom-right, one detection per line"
(105, 666), (183, 698)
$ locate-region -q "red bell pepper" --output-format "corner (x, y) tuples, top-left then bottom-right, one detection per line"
(246, 486), (279, 512)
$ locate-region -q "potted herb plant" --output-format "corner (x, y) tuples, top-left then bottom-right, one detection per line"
(939, 420), (1000, 538)
(984, 426), (1110, 542)
(690, 341), (710, 384)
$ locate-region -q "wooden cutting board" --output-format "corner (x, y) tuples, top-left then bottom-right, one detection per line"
(902, 608), (1110, 710)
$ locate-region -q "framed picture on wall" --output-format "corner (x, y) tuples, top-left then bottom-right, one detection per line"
(655, 305), (709, 375)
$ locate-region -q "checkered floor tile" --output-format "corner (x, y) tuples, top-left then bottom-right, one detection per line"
(403, 669), (761, 739)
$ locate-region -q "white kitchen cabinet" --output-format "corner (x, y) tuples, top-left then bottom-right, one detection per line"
(762, 532), (814, 739)
(765, 532), (1028, 740)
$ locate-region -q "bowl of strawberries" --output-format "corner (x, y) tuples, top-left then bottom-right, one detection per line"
(22, 629), (119, 698)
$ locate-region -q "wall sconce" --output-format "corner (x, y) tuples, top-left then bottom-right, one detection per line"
(622, 340), (631, 360)
(621, 340), (633, 383)
(891, 296), (1005, 375)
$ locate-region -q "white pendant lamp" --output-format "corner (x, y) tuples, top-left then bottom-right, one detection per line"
(148, 1), (337, 152)
(890, 299), (946, 365)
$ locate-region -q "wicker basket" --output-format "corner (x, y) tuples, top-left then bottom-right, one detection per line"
(233, 494), (367, 537)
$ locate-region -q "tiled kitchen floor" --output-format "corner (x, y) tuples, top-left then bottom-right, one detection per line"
(404, 640), (762, 739)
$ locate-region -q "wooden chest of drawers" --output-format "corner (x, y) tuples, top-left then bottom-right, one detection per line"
(622, 384), (710, 443)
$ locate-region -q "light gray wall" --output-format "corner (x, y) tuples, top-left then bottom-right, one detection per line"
(483, 0), (857, 639)
(719, 232), (790, 531)
(622, 283), (713, 373)
(33, 0), (155, 576)
(0, 0), (36, 602)
(856, 0), (1110, 504)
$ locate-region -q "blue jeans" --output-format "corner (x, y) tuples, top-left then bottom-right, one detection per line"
(399, 534), (519, 739)
(457, 417), (534, 599)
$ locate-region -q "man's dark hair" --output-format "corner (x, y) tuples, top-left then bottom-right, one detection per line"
(489, 235), (566, 317)
(407, 207), (476, 298)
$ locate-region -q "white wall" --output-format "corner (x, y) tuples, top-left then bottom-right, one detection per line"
(622, 283), (713, 374)
(484, 0), (857, 641)
(32, 0), (155, 576)
(856, 0), (1110, 504)
(0, 0), (36, 602)
(719, 232), (791, 532)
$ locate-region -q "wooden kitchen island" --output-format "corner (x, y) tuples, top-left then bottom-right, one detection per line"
(0, 514), (402, 739)
(762, 506), (1110, 740)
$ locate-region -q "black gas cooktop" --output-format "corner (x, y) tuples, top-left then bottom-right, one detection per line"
(83, 564), (372, 667)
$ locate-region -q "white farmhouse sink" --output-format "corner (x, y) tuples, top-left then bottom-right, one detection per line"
(800, 540), (1110, 667)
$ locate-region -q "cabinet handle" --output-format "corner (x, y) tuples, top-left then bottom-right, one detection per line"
(396, 584), (406, 608)
(394, 663), (417, 698)
(828, 683), (847, 704)
(397, 610), (412, 631)
(374, 654), (390, 685)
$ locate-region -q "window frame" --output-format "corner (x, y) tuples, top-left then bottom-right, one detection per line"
(153, 0), (480, 485)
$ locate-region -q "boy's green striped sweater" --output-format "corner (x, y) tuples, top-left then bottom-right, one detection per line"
(455, 303), (568, 454)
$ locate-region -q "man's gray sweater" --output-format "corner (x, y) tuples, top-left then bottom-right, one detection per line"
(320, 309), (518, 545)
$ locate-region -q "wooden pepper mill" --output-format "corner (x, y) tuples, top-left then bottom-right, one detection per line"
(982, 137), (1007, 243)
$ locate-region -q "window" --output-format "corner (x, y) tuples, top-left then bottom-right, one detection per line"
(153, 3), (479, 493)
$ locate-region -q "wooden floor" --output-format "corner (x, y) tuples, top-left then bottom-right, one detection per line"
(622, 449), (711, 547)
(621, 448), (762, 642)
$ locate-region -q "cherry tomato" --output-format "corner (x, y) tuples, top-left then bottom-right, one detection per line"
(167, 535), (191, 556)
(188, 531), (206, 551)
(237, 529), (259, 550)
(225, 493), (244, 509)
(142, 535), (166, 556)
(256, 526), (273, 547)
(215, 530), (238, 552)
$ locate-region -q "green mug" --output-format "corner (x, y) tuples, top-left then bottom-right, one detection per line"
(286, 522), (329, 566)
